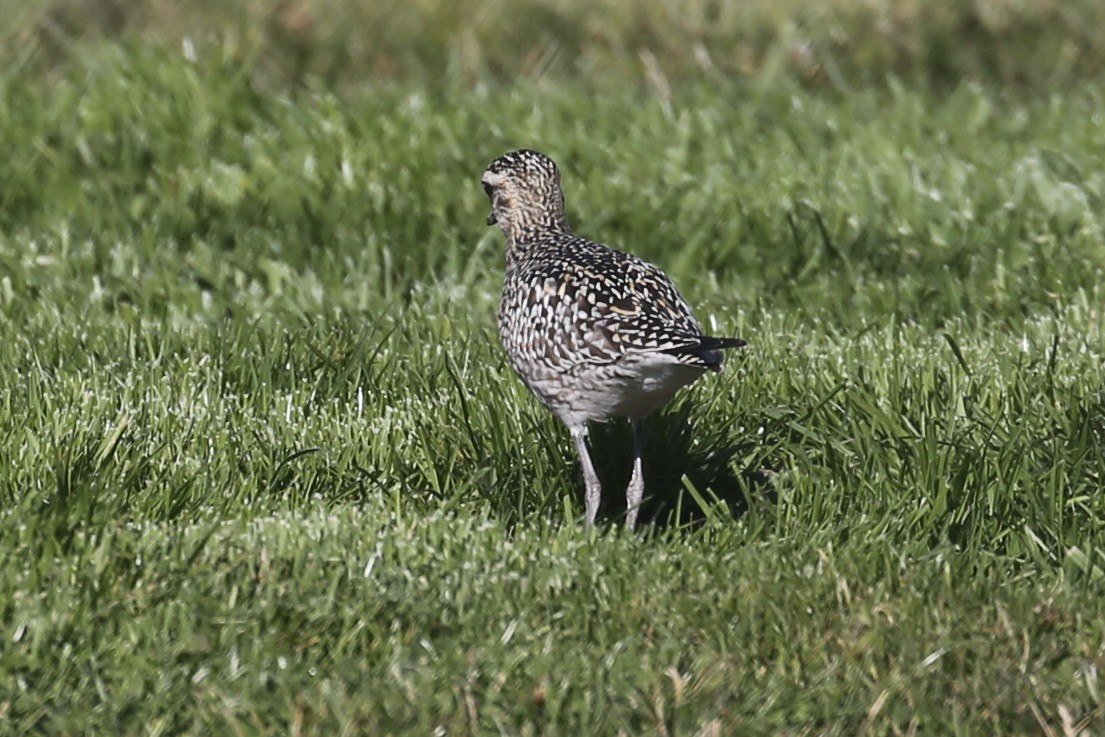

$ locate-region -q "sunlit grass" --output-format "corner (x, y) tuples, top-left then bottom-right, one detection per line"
(0, 39), (1103, 735)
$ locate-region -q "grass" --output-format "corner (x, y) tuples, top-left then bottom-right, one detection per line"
(5, 0), (1105, 91)
(2, 5), (1105, 734)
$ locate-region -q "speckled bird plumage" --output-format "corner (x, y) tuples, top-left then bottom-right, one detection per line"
(482, 149), (746, 529)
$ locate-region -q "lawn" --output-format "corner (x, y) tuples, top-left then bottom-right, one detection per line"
(1, 1), (1104, 734)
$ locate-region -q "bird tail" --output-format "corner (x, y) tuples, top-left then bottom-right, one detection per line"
(698, 336), (748, 351)
(663, 335), (747, 372)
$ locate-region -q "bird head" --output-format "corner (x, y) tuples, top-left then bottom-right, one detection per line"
(481, 149), (569, 244)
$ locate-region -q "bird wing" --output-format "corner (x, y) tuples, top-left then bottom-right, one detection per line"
(545, 243), (709, 369)
(587, 254), (705, 346)
(499, 236), (733, 374)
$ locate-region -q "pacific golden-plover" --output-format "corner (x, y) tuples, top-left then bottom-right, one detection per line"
(482, 149), (746, 530)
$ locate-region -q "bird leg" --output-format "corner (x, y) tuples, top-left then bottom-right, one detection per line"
(571, 427), (602, 527)
(625, 419), (645, 530)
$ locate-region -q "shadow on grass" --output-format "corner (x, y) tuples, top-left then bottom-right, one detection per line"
(586, 405), (774, 530)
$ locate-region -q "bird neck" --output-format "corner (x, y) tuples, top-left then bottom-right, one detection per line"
(503, 215), (571, 251)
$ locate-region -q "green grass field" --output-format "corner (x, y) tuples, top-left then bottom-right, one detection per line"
(2, 1), (1105, 734)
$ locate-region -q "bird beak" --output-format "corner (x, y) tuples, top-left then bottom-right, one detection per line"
(486, 212), (497, 226)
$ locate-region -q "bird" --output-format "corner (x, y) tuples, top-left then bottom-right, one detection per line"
(481, 149), (746, 530)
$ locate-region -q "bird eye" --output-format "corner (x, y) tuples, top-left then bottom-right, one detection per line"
(482, 181), (494, 197)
